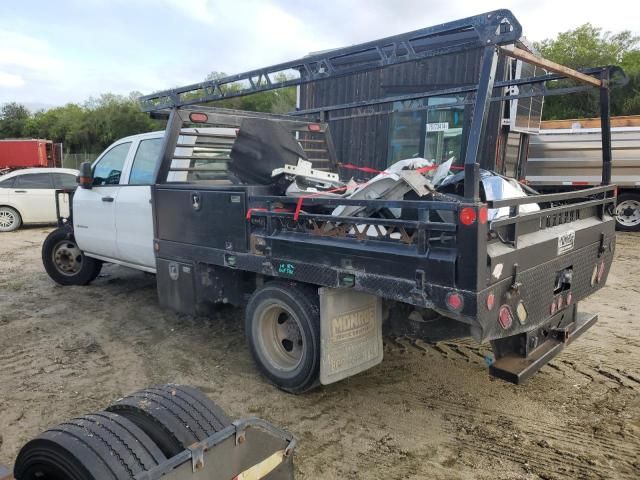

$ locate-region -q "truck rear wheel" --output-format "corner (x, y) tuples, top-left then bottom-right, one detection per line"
(615, 193), (640, 232)
(245, 281), (321, 394)
(42, 227), (102, 285)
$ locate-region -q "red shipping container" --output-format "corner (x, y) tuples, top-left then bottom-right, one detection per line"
(0, 139), (60, 169)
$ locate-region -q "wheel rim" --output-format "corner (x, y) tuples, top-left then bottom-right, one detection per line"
(0, 209), (16, 229)
(256, 301), (304, 371)
(52, 240), (83, 276)
(615, 199), (640, 227)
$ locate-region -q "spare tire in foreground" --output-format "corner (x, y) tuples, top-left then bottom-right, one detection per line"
(13, 411), (166, 480)
(106, 384), (232, 457)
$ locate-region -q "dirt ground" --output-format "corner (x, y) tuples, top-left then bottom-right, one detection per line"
(0, 227), (638, 479)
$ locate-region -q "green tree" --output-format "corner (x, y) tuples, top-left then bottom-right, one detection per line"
(200, 71), (297, 113)
(0, 102), (31, 138)
(0, 69), (296, 154)
(534, 24), (640, 119)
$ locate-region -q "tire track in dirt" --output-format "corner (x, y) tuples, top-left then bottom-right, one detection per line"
(0, 330), (118, 400)
(386, 392), (636, 479)
(385, 335), (640, 392)
(372, 351), (639, 479)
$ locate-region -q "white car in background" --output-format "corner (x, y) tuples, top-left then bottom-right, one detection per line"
(0, 168), (78, 232)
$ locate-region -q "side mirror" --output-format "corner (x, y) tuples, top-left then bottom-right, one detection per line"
(78, 162), (93, 189)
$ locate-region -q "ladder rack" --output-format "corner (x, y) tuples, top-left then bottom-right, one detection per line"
(139, 9), (522, 112)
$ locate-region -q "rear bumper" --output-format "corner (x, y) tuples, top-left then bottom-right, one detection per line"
(489, 310), (597, 384)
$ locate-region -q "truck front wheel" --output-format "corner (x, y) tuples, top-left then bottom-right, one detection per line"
(42, 227), (102, 286)
(615, 193), (640, 232)
(245, 281), (321, 394)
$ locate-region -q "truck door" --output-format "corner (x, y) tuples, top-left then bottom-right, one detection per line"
(114, 137), (162, 269)
(73, 142), (132, 259)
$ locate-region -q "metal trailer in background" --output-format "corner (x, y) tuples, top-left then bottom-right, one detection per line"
(524, 116), (640, 231)
(0, 139), (62, 171)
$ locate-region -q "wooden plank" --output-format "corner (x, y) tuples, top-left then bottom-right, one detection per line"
(500, 46), (602, 88)
(541, 115), (640, 129)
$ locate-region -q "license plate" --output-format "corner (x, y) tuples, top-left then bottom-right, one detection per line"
(557, 230), (575, 255)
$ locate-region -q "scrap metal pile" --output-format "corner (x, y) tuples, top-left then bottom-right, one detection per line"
(230, 118), (538, 232)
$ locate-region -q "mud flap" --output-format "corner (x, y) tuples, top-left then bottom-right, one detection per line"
(319, 288), (383, 385)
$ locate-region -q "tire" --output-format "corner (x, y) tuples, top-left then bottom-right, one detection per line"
(0, 206), (22, 232)
(106, 384), (231, 458)
(13, 411), (166, 480)
(42, 227), (102, 285)
(245, 281), (321, 394)
(615, 193), (640, 232)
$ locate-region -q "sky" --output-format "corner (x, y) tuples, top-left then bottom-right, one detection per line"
(1, 0), (638, 110)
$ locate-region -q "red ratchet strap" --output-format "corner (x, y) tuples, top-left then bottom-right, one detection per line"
(340, 162), (463, 175)
(293, 184), (351, 220)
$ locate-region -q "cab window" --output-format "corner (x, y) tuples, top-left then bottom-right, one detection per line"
(129, 138), (162, 184)
(93, 142), (131, 186)
(13, 173), (53, 189)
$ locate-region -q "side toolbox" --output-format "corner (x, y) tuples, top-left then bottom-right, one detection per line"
(157, 258), (196, 315)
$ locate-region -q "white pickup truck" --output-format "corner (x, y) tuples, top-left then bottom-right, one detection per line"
(42, 128), (235, 284)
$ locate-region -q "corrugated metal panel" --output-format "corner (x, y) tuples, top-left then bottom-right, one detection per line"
(300, 48), (505, 172)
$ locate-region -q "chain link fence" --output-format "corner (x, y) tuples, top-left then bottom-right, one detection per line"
(61, 153), (99, 170)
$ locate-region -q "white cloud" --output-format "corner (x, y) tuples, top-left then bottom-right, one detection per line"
(1, 0), (638, 107)
(0, 29), (61, 71)
(0, 71), (24, 88)
(158, 0), (216, 25)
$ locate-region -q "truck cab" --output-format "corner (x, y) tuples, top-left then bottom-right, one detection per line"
(72, 131), (161, 271)
(71, 128), (237, 272)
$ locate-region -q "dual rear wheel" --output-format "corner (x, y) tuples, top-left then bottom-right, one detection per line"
(245, 281), (321, 394)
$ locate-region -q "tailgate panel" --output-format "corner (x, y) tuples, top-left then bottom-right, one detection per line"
(477, 233), (615, 342)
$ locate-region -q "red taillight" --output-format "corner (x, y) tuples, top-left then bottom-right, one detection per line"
(597, 260), (606, 283)
(308, 123), (322, 132)
(486, 292), (495, 311)
(459, 207), (477, 226)
(446, 292), (464, 312)
(478, 205), (488, 224)
(189, 112), (208, 123)
(498, 305), (513, 329)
